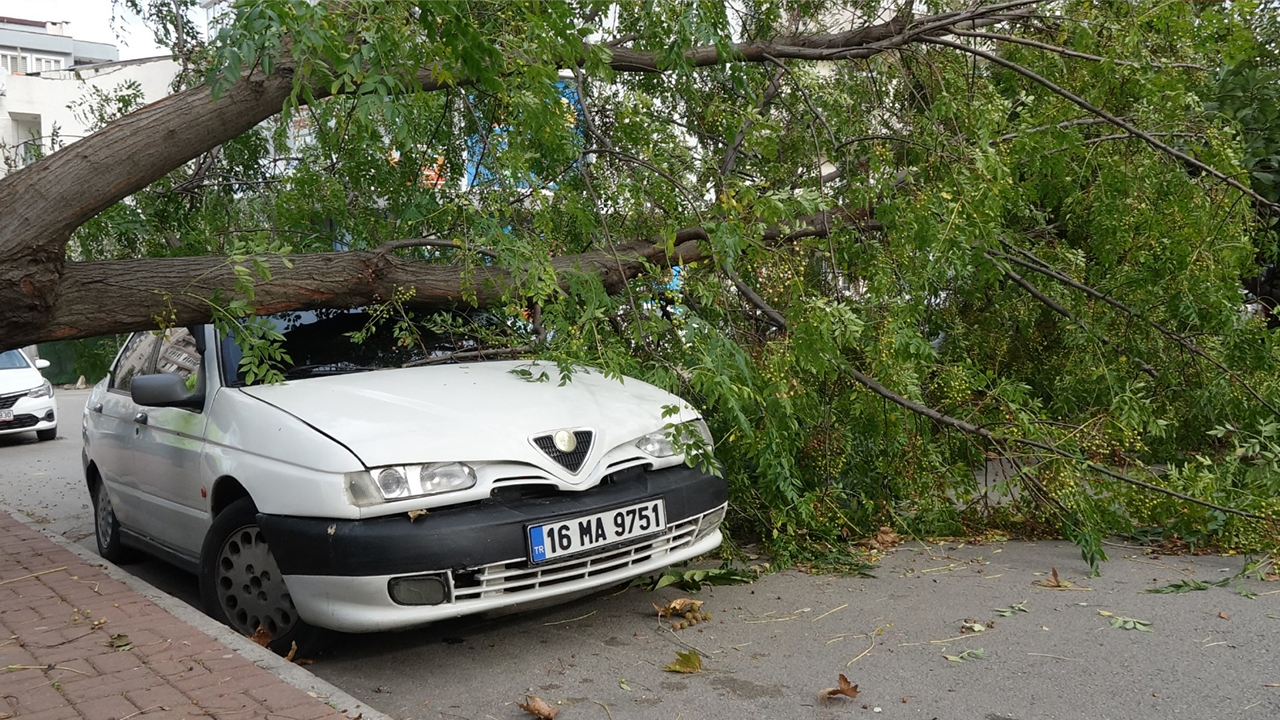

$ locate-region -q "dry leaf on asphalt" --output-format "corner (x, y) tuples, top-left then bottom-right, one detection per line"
(517, 694), (560, 719)
(820, 674), (860, 704)
(249, 625), (272, 647)
(283, 641), (298, 662)
(407, 509), (428, 522)
(1219, 612), (1231, 620)
(654, 598), (704, 618)
(663, 649), (703, 674)
(1034, 567), (1088, 590)
(858, 526), (901, 551)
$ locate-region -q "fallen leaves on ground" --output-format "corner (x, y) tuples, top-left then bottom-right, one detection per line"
(249, 625), (272, 647)
(641, 567), (754, 591)
(820, 674), (860, 704)
(1034, 567), (1089, 590)
(517, 695), (559, 719)
(943, 648), (986, 663)
(994, 601), (1029, 617)
(283, 641), (298, 662)
(663, 649), (703, 674)
(108, 633), (132, 651)
(858, 526), (901, 552)
(1220, 612), (1231, 620)
(407, 509), (429, 522)
(1098, 611), (1153, 632)
(961, 621), (987, 634)
(654, 598), (704, 618)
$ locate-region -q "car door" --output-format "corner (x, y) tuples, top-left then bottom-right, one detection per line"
(92, 331), (161, 530)
(131, 327), (211, 555)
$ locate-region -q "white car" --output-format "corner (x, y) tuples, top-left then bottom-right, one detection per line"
(82, 311), (726, 651)
(0, 349), (57, 441)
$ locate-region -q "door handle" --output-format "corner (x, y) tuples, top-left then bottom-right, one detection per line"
(92, 403), (103, 413)
(133, 412), (148, 425)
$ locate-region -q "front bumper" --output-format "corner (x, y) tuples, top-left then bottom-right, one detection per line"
(257, 465), (727, 632)
(0, 394), (56, 436)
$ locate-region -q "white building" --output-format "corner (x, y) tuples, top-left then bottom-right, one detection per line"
(0, 15), (178, 174)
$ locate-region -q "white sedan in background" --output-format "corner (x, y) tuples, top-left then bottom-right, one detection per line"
(82, 310), (727, 653)
(0, 349), (57, 441)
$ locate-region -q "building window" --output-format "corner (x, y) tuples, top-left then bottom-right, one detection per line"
(32, 56), (63, 73)
(0, 53), (25, 73)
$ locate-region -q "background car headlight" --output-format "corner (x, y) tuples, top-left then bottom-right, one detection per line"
(420, 462), (477, 494)
(27, 380), (53, 398)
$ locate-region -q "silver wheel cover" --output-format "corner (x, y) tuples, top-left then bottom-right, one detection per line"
(213, 524), (298, 639)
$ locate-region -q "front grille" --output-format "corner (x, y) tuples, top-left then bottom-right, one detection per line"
(451, 506), (721, 603)
(0, 393), (23, 410)
(532, 430), (594, 473)
(0, 414), (39, 430)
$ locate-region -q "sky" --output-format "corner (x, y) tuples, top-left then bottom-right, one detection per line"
(0, 0), (209, 60)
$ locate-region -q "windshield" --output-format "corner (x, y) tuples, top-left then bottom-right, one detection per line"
(220, 308), (512, 386)
(0, 350), (31, 370)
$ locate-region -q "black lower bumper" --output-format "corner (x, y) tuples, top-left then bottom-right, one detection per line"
(258, 465), (727, 577)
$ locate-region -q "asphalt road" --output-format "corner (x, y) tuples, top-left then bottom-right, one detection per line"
(2, 389), (1278, 719)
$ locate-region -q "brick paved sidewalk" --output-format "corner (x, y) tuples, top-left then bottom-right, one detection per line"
(0, 511), (352, 720)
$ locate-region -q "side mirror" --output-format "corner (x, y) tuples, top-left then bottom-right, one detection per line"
(35, 359), (50, 370)
(131, 374), (204, 410)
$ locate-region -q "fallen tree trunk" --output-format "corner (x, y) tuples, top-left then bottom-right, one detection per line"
(0, 2), (1030, 350)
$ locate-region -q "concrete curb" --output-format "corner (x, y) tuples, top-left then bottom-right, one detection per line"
(4, 505), (394, 720)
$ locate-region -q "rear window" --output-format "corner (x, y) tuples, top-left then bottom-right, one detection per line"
(219, 309), (517, 386)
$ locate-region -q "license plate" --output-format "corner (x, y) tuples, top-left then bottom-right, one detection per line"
(528, 499), (666, 563)
(0, 410), (11, 421)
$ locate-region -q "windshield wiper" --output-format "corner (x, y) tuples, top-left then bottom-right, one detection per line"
(282, 362), (379, 379)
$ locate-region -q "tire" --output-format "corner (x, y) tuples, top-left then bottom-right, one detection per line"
(92, 478), (134, 564)
(199, 497), (326, 655)
(36, 426), (56, 441)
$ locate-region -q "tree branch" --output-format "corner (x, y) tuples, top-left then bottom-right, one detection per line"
(989, 245), (1280, 417)
(919, 35), (1279, 214)
(951, 29), (1207, 71)
(845, 366), (1274, 522)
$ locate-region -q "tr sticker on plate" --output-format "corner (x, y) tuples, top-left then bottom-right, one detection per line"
(528, 499), (666, 563)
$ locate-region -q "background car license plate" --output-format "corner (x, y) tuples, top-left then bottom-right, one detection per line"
(0, 410), (11, 421)
(528, 499), (666, 563)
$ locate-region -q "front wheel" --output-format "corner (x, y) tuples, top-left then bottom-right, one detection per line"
(199, 497), (325, 655)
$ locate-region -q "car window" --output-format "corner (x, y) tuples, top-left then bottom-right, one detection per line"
(111, 332), (160, 393)
(155, 327), (202, 391)
(0, 349), (30, 370)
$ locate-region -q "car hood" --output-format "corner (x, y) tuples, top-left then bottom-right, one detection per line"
(238, 361), (694, 470)
(0, 367), (44, 396)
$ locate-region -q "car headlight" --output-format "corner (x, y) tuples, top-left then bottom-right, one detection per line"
(27, 380), (53, 398)
(346, 462), (478, 506)
(636, 419), (714, 458)
(420, 462), (477, 494)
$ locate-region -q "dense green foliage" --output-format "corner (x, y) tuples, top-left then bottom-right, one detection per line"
(83, 0), (1280, 567)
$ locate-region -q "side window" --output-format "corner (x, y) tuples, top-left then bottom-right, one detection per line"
(110, 333), (160, 394)
(155, 328), (203, 391)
